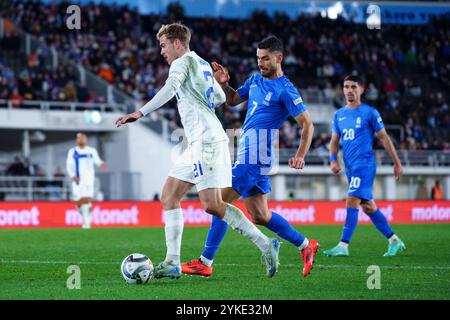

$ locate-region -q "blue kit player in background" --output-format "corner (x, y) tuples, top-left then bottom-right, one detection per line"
(182, 36), (320, 278)
(323, 75), (406, 257)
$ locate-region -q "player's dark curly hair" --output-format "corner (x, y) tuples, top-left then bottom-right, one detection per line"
(343, 74), (365, 87)
(257, 36), (284, 53)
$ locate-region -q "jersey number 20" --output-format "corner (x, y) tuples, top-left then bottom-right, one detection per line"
(343, 128), (355, 141)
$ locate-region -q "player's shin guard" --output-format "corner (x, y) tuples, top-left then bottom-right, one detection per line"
(369, 209), (394, 239)
(164, 208), (184, 265)
(340, 208), (359, 244)
(266, 212), (306, 248)
(201, 215), (228, 262)
(222, 203), (270, 252)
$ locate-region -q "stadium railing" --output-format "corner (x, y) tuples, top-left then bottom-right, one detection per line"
(1, 150), (449, 201)
(0, 99), (127, 113)
(277, 148), (450, 167)
(299, 88), (333, 105)
(0, 171), (143, 201)
(0, 175), (71, 201)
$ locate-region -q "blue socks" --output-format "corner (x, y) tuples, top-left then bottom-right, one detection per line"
(340, 208), (394, 244)
(201, 211), (307, 262)
(341, 208), (359, 243)
(369, 209), (394, 239)
(201, 215), (228, 260)
(200, 207), (393, 262)
(266, 212), (305, 247)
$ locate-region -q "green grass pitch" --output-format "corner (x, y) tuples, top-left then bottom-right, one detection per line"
(0, 224), (449, 300)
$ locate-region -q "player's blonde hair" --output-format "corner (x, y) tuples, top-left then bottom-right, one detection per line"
(156, 23), (191, 48)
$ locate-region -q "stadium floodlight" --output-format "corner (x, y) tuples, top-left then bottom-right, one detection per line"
(84, 110), (102, 125)
(327, 1), (343, 20)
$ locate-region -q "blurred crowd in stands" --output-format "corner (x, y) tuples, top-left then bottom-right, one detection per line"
(0, 26), (104, 106)
(0, 1), (449, 151)
(0, 156), (66, 200)
(1, 155), (64, 178)
(0, 58), (94, 106)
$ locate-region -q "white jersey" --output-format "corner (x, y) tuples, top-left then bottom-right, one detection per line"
(172, 51), (228, 144)
(140, 51), (229, 145)
(66, 146), (104, 185)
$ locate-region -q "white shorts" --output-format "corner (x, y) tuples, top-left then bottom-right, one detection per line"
(71, 182), (94, 201)
(169, 140), (232, 192)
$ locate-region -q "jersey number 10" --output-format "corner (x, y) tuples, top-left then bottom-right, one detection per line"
(349, 176), (361, 189)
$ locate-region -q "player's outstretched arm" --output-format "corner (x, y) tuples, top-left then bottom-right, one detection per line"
(329, 133), (341, 174)
(116, 58), (189, 128)
(211, 61), (244, 106)
(115, 110), (143, 128)
(375, 128), (403, 180)
(289, 111), (314, 169)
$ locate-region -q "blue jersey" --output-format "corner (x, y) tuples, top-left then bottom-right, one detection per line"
(236, 73), (306, 166)
(332, 103), (384, 169)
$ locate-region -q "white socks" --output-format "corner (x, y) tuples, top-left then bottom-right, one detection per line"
(80, 203), (92, 228)
(338, 241), (349, 249)
(199, 255), (213, 267)
(164, 208), (184, 265)
(222, 203), (270, 253)
(388, 234), (400, 244)
(298, 238), (309, 251)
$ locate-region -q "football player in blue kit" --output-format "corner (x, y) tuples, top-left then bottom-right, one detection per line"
(182, 36), (320, 278)
(323, 74), (406, 257)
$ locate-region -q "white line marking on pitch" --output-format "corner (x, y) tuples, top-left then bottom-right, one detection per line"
(217, 264), (450, 270)
(0, 260), (116, 265)
(1, 260), (449, 270)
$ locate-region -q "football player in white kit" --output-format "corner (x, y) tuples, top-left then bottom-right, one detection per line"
(115, 23), (280, 279)
(66, 133), (108, 229)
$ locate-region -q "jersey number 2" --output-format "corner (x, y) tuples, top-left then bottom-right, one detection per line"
(203, 71), (214, 109)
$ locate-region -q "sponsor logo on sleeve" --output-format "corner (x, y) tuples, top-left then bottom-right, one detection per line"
(293, 97), (303, 105)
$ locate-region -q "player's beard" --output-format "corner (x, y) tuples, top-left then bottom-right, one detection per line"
(261, 66), (277, 79)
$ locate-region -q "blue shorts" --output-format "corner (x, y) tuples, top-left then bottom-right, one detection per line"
(232, 162), (271, 199)
(345, 165), (376, 201)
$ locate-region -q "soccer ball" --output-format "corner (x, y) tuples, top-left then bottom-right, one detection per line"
(120, 253), (154, 284)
